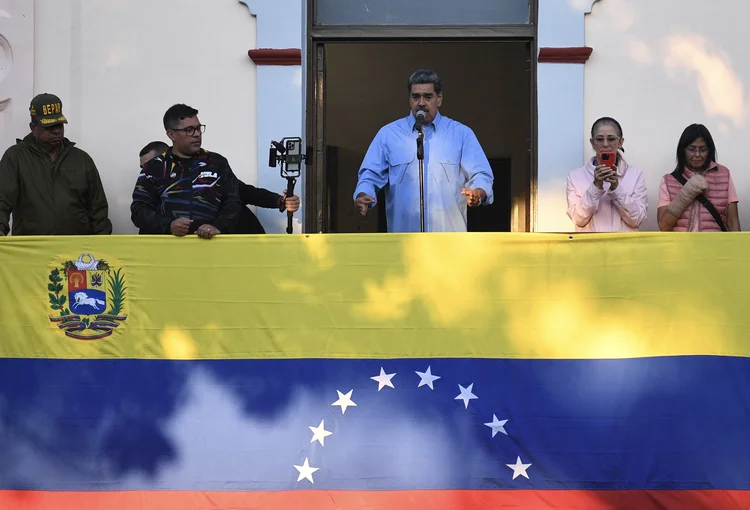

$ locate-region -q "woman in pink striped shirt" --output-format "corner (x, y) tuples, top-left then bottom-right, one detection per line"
(566, 117), (648, 232)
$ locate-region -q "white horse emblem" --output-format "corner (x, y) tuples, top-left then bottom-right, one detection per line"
(73, 292), (106, 310)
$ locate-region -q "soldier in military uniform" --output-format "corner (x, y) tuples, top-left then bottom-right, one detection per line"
(0, 93), (112, 236)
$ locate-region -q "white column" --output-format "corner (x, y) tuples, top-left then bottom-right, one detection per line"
(536, 0), (597, 232)
(0, 0), (34, 153)
(240, 0), (305, 234)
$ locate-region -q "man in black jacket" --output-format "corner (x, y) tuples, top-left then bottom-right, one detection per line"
(131, 104), (241, 239)
(236, 181), (300, 234)
(136, 137), (300, 235)
(139, 141), (170, 169)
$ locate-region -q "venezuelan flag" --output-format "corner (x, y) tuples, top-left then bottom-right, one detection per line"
(0, 233), (748, 509)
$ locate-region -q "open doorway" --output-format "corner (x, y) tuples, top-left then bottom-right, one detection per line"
(319, 41), (533, 233)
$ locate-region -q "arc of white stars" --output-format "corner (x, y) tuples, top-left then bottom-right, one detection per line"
(506, 456), (532, 480)
(331, 389), (357, 414)
(484, 414), (509, 437)
(370, 367), (396, 391)
(294, 457), (319, 484)
(309, 420), (333, 446)
(299, 369), (525, 486)
(415, 366), (441, 389)
(454, 383), (478, 409)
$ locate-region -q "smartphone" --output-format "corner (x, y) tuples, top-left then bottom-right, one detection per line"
(285, 138), (302, 174)
(600, 151), (616, 168)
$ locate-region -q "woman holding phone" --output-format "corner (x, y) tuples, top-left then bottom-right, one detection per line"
(566, 117), (648, 232)
(657, 123), (740, 232)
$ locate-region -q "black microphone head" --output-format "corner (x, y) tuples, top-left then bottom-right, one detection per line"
(415, 110), (426, 130)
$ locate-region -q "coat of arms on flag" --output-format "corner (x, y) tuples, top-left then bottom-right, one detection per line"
(47, 253), (128, 340)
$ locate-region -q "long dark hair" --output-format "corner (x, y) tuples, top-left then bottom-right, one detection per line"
(675, 124), (717, 173)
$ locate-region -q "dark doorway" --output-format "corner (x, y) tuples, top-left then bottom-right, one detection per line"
(467, 158), (512, 232)
(320, 42), (532, 233)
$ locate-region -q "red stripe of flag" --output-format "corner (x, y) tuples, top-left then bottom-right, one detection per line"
(1, 489), (747, 509)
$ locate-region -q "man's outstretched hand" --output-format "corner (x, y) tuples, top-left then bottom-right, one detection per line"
(461, 188), (487, 208)
(355, 193), (376, 215)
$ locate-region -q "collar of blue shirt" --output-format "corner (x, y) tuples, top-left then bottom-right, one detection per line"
(408, 110), (443, 132)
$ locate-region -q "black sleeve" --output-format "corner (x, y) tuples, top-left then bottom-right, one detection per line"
(213, 164), (243, 234)
(238, 179), (283, 210)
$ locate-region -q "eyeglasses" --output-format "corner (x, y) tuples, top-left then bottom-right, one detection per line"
(171, 124), (206, 136)
(593, 136), (620, 145)
(686, 146), (709, 155)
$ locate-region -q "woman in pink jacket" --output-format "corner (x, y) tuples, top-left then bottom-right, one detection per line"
(657, 124), (740, 232)
(566, 117), (648, 232)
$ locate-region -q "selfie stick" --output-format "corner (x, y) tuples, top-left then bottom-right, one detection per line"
(269, 137), (305, 234)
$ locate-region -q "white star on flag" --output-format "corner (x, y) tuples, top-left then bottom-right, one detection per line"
(294, 457), (319, 484)
(370, 367), (396, 391)
(331, 389), (357, 414)
(506, 456), (532, 480)
(415, 366), (441, 389)
(484, 414), (509, 437)
(309, 420), (333, 446)
(454, 383), (478, 409)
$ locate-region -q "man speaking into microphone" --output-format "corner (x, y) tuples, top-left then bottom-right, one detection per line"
(353, 69), (494, 232)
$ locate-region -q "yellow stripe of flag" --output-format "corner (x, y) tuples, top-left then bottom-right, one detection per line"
(0, 233), (746, 360)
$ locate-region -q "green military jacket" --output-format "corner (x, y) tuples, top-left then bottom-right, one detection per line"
(0, 134), (112, 235)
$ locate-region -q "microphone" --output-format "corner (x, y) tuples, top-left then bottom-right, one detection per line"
(415, 110), (426, 132)
(271, 141), (286, 154)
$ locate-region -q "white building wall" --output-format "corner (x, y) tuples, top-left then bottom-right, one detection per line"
(585, 0), (750, 231)
(18, 1), (748, 234)
(29, 0), (258, 234)
(0, 0), (34, 168)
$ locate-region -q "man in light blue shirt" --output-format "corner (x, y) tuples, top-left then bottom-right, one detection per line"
(354, 69), (494, 232)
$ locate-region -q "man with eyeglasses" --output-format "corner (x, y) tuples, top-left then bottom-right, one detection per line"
(0, 93), (112, 236)
(131, 104), (242, 239)
(136, 139), (301, 235)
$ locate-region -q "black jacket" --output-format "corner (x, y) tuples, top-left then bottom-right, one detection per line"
(236, 181), (284, 234)
(131, 148), (241, 234)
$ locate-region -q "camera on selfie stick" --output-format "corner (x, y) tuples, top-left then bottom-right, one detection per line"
(268, 137), (305, 234)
